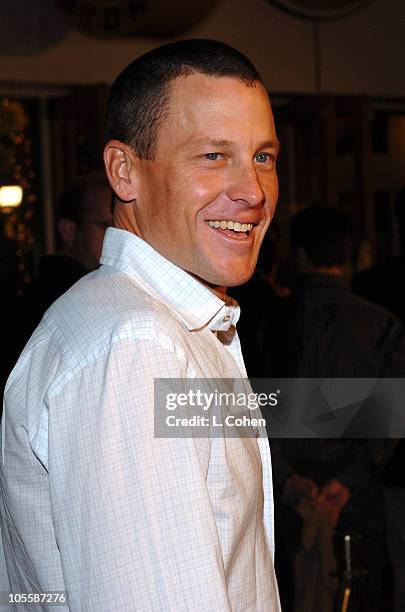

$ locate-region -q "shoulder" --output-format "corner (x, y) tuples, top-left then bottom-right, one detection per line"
(299, 281), (396, 318)
(354, 259), (400, 287)
(336, 289), (401, 329)
(23, 265), (189, 373)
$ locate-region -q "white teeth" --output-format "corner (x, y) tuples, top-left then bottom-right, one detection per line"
(207, 220), (254, 232)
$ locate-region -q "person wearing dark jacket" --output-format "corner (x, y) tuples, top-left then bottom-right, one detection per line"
(0, 171), (112, 397)
(353, 187), (405, 612)
(263, 205), (405, 612)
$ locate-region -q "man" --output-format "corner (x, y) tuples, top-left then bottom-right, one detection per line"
(353, 186), (405, 322)
(0, 40), (280, 610)
(21, 170), (112, 336)
(0, 171), (112, 400)
(353, 188), (405, 612)
(53, 170), (113, 278)
(263, 205), (405, 612)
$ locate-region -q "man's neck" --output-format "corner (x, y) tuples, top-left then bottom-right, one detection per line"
(190, 273), (227, 300)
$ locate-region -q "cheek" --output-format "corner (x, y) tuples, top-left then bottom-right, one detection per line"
(162, 170), (224, 219)
(264, 176), (279, 214)
(185, 169), (228, 210)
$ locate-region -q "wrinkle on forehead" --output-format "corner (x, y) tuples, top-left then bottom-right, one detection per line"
(156, 74), (276, 154)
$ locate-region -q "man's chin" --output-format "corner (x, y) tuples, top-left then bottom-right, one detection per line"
(225, 273), (255, 288)
(202, 269), (255, 291)
(220, 263), (257, 288)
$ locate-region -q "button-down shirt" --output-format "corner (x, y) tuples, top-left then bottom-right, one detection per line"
(1, 227), (280, 611)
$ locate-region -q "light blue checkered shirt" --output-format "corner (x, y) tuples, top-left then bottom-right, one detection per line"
(1, 228), (280, 611)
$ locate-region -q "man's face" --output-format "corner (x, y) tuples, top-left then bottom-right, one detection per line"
(133, 73), (279, 289)
(74, 184), (113, 271)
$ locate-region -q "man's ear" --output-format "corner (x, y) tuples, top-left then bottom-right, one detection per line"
(103, 140), (140, 202)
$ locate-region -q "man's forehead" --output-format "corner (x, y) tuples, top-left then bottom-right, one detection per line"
(168, 71), (269, 105)
(162, 73), (276, 143)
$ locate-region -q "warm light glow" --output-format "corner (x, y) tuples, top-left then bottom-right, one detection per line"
(0, 185), (23, 208)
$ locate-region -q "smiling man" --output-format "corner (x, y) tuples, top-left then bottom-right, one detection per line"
(106, 66), (279, 291)
(1, 40), (280, 611)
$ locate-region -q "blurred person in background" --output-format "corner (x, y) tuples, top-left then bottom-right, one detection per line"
(33, 170), (112, 311)
(353, 187), (405, 612)
(353, 186), (405, 322)
(0, 170), (112, 397)
(262, 204), (405, 612)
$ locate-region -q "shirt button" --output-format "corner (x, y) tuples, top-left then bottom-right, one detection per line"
(223, 315), (231, 323)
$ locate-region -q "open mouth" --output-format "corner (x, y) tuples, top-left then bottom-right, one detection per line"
(206, 219), (255, 239)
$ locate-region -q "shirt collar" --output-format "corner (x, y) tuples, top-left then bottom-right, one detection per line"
(100, 228), (240, 332)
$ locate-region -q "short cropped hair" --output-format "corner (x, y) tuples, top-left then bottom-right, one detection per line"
(105, 39), (262, 161)
(291, 204), (355, 267)
(58, 170), (110, 223)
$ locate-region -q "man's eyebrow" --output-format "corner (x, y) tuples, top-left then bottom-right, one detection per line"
(194, 138), (235, 148)
(257, 140), (281, 151)
(192, 138), (281, 150)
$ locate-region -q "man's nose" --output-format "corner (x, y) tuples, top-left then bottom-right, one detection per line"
(226, 162), (266, 207)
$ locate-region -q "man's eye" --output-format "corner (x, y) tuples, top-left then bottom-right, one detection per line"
(254, 152), (274, 164)
(203, 152), (221, 161)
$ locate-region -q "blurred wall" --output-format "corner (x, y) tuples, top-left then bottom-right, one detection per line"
(0, 0), (404, 97)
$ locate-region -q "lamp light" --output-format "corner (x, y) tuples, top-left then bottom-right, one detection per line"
(0, 185), (23, 210)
